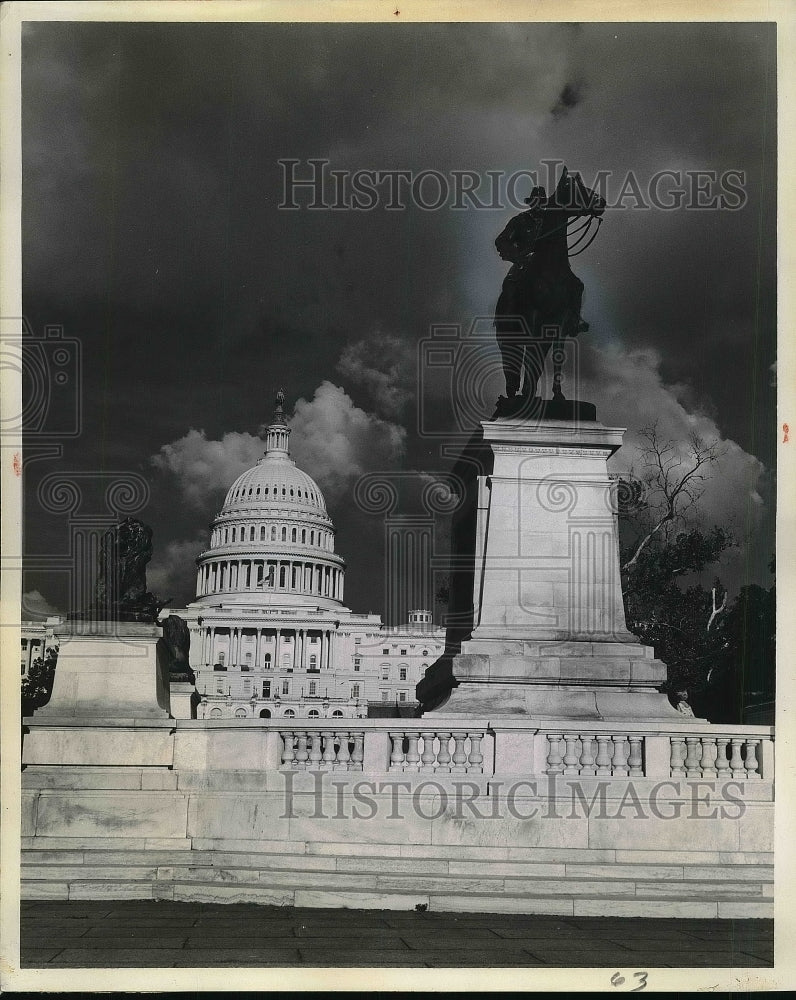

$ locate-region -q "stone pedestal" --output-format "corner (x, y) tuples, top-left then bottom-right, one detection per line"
(418, 417), (688, 721)
(33, 622), (171, 720)
(23, 621), (174, 768)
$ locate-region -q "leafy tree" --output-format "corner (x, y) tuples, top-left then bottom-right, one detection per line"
(21, 646), (58, 716)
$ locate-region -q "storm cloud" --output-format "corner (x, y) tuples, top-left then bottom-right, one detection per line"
(21, 20), (776, 614)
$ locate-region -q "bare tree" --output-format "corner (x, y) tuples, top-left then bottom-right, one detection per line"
(621, 422), (726, 574)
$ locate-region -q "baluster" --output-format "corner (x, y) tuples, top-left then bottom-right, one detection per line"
(405, 733), (421, 772)
(715, 738), (730, 780)
(628, 736), (644, 777)
(546, 734), (564, 774)
(295, 732), (309, 769)
(351, 732), (365, 770)
(436, 732), (452, 773)
(451, 733), (468, 774)
(580, 735), (597, 776)
(321, 730), (337, 767)
(700, 736), (717, 778)
(468, 732), (484, 774)
(420, 733), (437, 770)
(595, 735), (612, 775)
(281, 731), (296, 767)
(389, 731), (405, 771)
(669, 736), (686, 777)
(684, 737), (702, 777)
(563, 733), (581, 775)
(744, 738), (761, 780)
(335, 731), (352, 770)
(611, 735), (630, 777)
(307, 731), (323, 768)
(729, 738), (745, 778)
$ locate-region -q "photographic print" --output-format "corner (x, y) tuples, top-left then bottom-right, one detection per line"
(1, 0), (789, 992)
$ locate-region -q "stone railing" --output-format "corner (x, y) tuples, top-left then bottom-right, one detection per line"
(387, 728), (485, 774)
(538, 725), (774, 781)
(280, 729), (365, 771)
(171, 718), (774, 783)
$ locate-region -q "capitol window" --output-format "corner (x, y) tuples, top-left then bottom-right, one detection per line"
(282, 680), (290, 695)
(271, 526), (277, 540)
(292, 527), (297, 542)
(261, 527), (266, 540)
(399, 667), (407, 680)
(308, 709), (319, 718)
(309, 681), (317, 695)
(283, 708), (295, 718)
(281, 527), (287, 541)
(399, 691), (407, 702)
(235, 708), (247, 718)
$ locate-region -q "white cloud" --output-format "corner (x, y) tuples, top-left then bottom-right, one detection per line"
(151, 381), (406, 511)
(151, 428), (264, 509)
(289, 381), (406, 501)
(336, 333), (415, 418)
(22, 589), (60, 621)
(585, 344), (767, 541)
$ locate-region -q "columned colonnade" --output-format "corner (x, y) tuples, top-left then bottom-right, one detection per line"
(196, 559), (344, 600)
(199, 625), (336, 672)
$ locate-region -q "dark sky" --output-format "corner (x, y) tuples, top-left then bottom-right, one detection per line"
(21, 20), (777, 622)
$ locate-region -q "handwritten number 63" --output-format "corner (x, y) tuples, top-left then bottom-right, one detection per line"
(611, 971), (649, 992)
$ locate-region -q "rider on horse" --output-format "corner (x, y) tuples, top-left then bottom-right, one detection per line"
(494, 169), (604, 401)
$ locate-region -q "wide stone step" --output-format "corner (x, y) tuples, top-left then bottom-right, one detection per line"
(21, 849), (773, 882)
(20, 879), (773, 919)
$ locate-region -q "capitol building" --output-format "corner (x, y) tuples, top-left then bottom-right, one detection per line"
(165, 392), (444, 720)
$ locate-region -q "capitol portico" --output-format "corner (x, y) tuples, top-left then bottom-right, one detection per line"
(166, 392), (444, 720)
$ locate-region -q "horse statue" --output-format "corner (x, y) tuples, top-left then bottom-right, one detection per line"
(493, 168), (605, 414)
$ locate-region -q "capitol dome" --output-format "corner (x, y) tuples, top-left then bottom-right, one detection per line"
(193, 390), (346, 608)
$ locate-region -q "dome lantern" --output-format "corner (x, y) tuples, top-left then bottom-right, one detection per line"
(264, 387), (290, 457)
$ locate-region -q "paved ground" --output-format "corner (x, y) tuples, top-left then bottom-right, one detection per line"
(19, 901), (773, 968)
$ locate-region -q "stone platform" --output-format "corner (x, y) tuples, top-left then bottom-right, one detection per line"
(20, 717), (775, 919)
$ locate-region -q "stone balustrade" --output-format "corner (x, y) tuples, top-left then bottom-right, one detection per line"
(186, 718), (776, 784)
(541, 728), (774, 781)
(280, 729), (365, 770)
(387, 729), (485, 774)
(92, 716), (773, 787)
